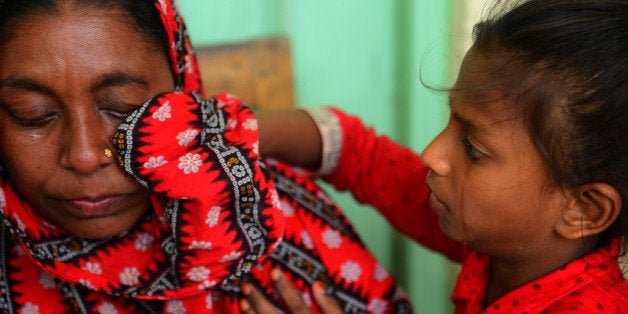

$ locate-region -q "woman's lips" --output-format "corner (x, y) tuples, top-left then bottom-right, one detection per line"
(67, 195), (124, 218)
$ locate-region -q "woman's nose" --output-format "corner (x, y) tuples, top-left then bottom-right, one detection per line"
(59, 114), (115, 174)
(421, 130), (452, 177)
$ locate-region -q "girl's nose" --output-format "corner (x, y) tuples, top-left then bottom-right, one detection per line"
(421, 130), (452, 177)
(59, 115), (115, 174)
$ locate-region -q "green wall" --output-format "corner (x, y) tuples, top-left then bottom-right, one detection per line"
(178, 1), (454, 312)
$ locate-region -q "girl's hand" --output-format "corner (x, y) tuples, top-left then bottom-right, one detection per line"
(240, 268), (342, 314)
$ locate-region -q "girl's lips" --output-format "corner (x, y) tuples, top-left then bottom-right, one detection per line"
(428, 192), (450, 213)
(67, 195), (123, 218)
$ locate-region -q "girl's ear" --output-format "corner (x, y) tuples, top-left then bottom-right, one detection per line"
(555, 183), (622, 240)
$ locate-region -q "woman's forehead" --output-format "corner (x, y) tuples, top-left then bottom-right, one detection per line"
(0, 7), (172, 89)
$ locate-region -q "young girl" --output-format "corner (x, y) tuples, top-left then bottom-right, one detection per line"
(248, 0), (628, 312)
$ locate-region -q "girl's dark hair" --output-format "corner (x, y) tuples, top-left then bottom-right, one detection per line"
(472, 0), (627, 247)
(0, 0), (168, 55)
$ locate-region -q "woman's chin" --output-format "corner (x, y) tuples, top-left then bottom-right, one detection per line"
(61, 218), (137, 239)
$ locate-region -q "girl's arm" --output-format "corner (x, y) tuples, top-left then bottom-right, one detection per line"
(257, 109), (323, 170)
(258, 107), (462, 261)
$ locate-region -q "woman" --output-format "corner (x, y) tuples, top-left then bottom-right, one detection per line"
(0, 0), (410, 313)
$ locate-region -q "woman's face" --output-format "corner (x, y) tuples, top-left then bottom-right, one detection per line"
(0, 5), (174, 239)
(421, 49), (569, 259)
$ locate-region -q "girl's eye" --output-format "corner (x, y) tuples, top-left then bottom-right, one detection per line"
(462, 136), (486, 160)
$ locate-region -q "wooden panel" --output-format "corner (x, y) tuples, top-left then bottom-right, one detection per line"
(195, 36), (295, 110)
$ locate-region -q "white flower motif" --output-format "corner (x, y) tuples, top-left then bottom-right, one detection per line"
(205, 292), (214, 309)
(38, 271), (56, 289)
(340, 261), (362, 283)
(20, 303), (39, 314)
(134, 233), (154, 252)
(225, 119), (236, 129)
(205, 206), (221, 227)
(178, 153), (203, 174)
(0, 188), (6, 208)
(279, 199), (294, 217)
(143, 156), (167, 169)
(176, 128), (199, 146)
(242, 118), (258, 130)
(252, 141), (259, 155)
(220, 251), (242, 263)
(152, 101), (172, 121)
(79, 278), (95, 290)
(166, 300), (186, 314)
(322, 229), (343, 249)
(189, 241), (212, 250)
(301, 231), (314, 250)
(374, 263), (390, 281)
(98, 302), (118, 314)
(83, 262), (103, 275)
(187, 266), (210, 282)
(367, 298), (388, 314)
(119, 267), (140, 286)
(198, 280), (218, 290)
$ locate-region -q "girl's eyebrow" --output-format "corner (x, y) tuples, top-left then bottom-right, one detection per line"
(452, 111), (480, 133)
(448, 95), (481, 134)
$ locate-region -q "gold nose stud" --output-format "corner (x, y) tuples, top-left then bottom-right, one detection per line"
(104, 148), (113, 158)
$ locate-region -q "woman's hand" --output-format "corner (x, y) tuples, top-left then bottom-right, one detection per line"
(240, 268), (342, 314)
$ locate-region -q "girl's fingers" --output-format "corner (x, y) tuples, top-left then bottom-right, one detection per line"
(312, 281), (343, 314)
(241, 268), (343, 314)
(269, 268), (312, 313)
(241, 283), (279, 314)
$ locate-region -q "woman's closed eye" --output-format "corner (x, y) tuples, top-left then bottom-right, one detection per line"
(462, 136), (486, 160)
(97, 95), (144, 121)
(3, 104), (59, 128)
(12, 113), (58, 128)
(100, 106), (137, 121)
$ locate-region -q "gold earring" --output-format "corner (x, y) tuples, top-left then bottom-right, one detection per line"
(104, 148), (113, 158)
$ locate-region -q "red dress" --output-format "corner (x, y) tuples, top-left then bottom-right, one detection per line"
(321, 107), (628, 313)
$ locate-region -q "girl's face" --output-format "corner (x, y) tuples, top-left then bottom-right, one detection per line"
(422, 50), (569, 258)
(0, 6), (174, 239)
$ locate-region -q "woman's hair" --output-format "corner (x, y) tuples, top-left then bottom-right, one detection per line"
(472, 0), (627, 247)
(0, 0), (168, 55)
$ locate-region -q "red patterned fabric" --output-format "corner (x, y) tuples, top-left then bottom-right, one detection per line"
(0, 0), (411, 313)
(323, 107), (628, 313)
